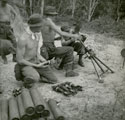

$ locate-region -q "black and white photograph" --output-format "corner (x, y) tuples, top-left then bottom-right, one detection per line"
(0, 0), (125, 120)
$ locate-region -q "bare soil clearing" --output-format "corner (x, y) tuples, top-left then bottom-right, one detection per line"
(0, 28), (125, 120)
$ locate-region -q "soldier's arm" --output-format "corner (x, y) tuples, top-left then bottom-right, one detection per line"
(16, 38), (38, 67)
(62, 39), (73, 46)
(37, 53), (46, 62)
(47, 18), (79, 39)
(8, 4), (17, 21)
(54, 33), (73, 45)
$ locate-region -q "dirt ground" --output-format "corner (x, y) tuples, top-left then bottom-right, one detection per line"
(0, 27), (125, 120)
(0, 13), (125, 120)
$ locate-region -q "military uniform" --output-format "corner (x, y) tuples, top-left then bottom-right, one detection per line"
(0, 22), (17, 61)
(61, 26), (86, 67)
(41, 35), (74, 65)
(0, 39), (16, 63)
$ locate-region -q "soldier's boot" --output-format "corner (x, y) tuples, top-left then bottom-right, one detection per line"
(64, 62), (79, 77)
(23, 77), (35, 89)
(78, 54), (84, 67)
(58, 60), (64, 70)
(58, 61), (78, 70)
(2, 55), (8, 64)
(12, 54), (17, 62)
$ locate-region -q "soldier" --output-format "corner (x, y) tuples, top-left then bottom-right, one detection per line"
(15, 14), (58, 88)
(40, 6), (82, 77)
(0, 0), (17, 62)
(61, 26), (86, 67)
(0, 39), (16, 64)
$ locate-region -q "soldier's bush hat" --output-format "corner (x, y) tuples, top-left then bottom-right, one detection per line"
(44, 6), (58, 15)
(61, 26), (71, 32)
(28, 14), (42, 27)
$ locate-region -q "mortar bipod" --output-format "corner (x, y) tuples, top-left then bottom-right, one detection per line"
(86, 53), (114, 83)
(84, 47), (114, 83)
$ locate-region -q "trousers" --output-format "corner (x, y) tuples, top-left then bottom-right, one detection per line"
(0, 22), (17, 48)
(14, 64), (58, 84)
(41, 42), (74, 64)
(66, 41), (86, 55)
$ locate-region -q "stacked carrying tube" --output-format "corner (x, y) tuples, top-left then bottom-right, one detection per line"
(0, 88), (65, 120)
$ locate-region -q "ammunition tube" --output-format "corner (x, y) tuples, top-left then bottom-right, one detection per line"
(36, 88), (50, 117)
(21, 88), (35, 116)
(17, 95), (30, 120)
(45, 102), (55, 120)
(48, 99), (65, 120)
(30, 88), (45, 114)
(9, 97), (20, 120)
(1, 99), (8, 120)
(41, 100), (50, 118)
(41, 100), (56, 119)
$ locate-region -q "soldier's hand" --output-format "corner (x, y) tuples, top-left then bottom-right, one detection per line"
(75, 34), (83, 41)
(35, 63), (45, 68)
(70, 38), (75, 42)
(89, 49), (96, 57)
(81, 35), (86, 42)
(35, 61), (49, 68)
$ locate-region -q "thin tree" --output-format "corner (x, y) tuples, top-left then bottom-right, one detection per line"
(116, 0), (122, 22)
(29, 0), (33, 15)
(71, 0), (76, 18)
(57, 0), (63, 12)
(41, 0), (44, 16)
(88, 0), (99, 22)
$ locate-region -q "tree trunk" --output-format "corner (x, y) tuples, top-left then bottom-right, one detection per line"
(88, 0), (99, 22)
(116, 0), (122, 22)
(41, 0), (44, 16)
(72, 0), (76, 18)
(29, 0), (33, 15)
(22, 0), (25, 4)
(57, 0), (63, 12)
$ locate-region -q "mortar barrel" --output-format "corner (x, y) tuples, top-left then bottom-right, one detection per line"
(17, 95), (31, 120)
(9, 97), (20, 120)
(30, 88), (45, 114)
(21, 88), (35, 116)
(48, 99), (65, 120)
(1, 99), (8, 120)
